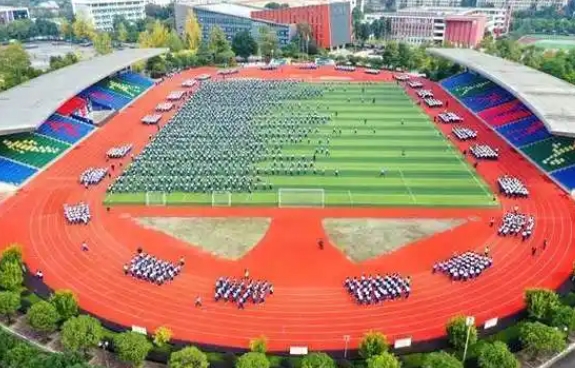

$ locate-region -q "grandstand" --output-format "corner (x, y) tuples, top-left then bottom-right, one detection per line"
(0, 49), (165, 187)
(429, 48), (575, 192)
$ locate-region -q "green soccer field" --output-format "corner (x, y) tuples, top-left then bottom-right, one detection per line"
(105, 82), (497, 208)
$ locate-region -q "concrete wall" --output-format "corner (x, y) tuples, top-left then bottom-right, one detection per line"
(329, 1), (352, 48)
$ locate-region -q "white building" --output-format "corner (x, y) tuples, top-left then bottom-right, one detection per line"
(71, 0), (146, 31)
(0, 6), (30, 25)
(476, 0), (567, 11)
(147, 0), (174, 5)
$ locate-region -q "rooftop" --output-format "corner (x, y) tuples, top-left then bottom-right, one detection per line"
(0, 48), (167, 136)
(428, 47), (575, 137)
(0, 5), (28, 11)
(195, 3), (261, 17)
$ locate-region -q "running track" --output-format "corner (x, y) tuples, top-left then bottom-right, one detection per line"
(0, 66), (574, 352)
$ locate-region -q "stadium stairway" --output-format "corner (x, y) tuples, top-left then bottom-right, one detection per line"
(440, 71), (575, 191)
(36, 114), (95, 145)
(0, 157), (38, 186)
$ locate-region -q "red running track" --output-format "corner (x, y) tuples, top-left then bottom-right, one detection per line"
(0, 66), (574, 352)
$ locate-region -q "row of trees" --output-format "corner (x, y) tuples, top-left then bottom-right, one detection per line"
(0, 18), (59, 41)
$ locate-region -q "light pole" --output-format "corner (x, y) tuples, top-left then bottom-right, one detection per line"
(98, 340), (110, 368)
(462, 316), (475, 362)
(343, 335), (350, 359)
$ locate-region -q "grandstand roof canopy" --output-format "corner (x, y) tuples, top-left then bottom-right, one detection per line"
(427, 48), (575, 137)
(0, 48), (167, 136)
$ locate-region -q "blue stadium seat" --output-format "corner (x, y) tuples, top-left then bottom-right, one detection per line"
(37, 114), (95, 144)
(551, 165), (575, 191)
(495, 115), (552, 148)
(0, 157), (38, 185)
(440, 72), (478, 90)
(79, 86), (132, 110)
(460, 86), (516, 112)
(117, 72), (155, 88)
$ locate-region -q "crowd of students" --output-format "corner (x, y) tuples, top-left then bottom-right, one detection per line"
(433, 252), (493, 281)
(335, 65), (356, 72)
(63, 203), (91, 224)
(79, 168), (108, 186)
(123, 249), (184, 285)
(470, 144), (499, 160)
(437, 112), (463, 124)
(452, 127), (477, 141)
(498, 175), (529, 197)
(214, 276), (274, 309)
(107, 144), (133, 159)
(498, 211), (535, 239)
(344, 274), (411, 304)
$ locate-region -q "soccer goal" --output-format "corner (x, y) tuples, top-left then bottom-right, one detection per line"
(278, 188), (325, 208)
(145, 192), (167, 206)
(211, 191), (232, 207)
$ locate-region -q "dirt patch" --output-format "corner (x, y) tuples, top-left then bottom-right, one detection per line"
(323, 218), (466, 262)
(135, 217), (272, 260)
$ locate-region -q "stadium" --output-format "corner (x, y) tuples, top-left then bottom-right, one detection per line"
(0, 46), (574, 358)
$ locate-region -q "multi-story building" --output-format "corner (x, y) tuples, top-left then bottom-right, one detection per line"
(250, 1), (352, 49)
(174, 2), (294, 47)
(366, 6), (510, 46)
(0, 6), (30, 25)
(71, 0), (146, 31)
(476, 0), (567, 12)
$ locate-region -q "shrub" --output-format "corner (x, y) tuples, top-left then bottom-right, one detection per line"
(0, 291), (20, 323)
(154, 326), (173, 347)
(301, 352), (335, 368)
(477, 341), (519, 368)
(236, 352), (270, 368)
(446, 315), (477, 352)
(524, 288), (560, 321)
(519, 321), (566, 360)
(169, 346), (209, 368)
(359, 331), (388, 359)
(422, 351), (462, 368)
(366, 352), (401, 368)
(49, 290), (79, 322)
(26, 300), (59, 334)
(249, 335), (268, 353)
(60, 315), (103, 357)
(113, 331), (153, 368)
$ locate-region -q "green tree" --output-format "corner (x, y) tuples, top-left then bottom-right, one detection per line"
(446, 316), (477, 352)
(117, 22), (129, 43)
(138, 20), (169, 48)
(519, 321), (567, 360)
(93, 32), (113, 55)
(26, 300), (60, 334)
(61, 315), (103, 357)
(167, 30), (185, 52)
(249, 335), (268, 353)
(50, 290), (79, 322)
(359, 331), (388, 359)
(525, 288), (560, 321)
(3, 341), (40, 368)
(301, 352), (335, 368)
(154, 326), (173, 347)
(1, 245), (23, 265)
(264, 2), (281, 8)
(184, 10), (202, 53)
(477, 341), (519, 368)
(382, 41), (399, 68)
(208, 25), (235, 64)
(0, 291), (20, 323)
(366, 353), (401, 368)
(257, 25), (279, 59)
(72, 15), (95, 40)
(236, 352), (270, 368)
(113, 331), (153, 368)
(0, 260), (23, 291)
(169, 346), (209, 368)
(232, 30), (258, 59)
(0, 43), (33, 91)
(423, 351), (462, 368)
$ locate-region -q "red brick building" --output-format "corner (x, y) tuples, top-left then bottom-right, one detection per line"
(251, 2), (351, 49)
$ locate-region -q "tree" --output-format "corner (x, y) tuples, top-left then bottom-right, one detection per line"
(167, 30), (185, 52)
(3, 341), (40, 368)
(366, 353), (401, 368)
(525, 288), (560, 321)
(113, 331), (153, 368)
(249, 335), (268, 353)
(446, 316), (477, 352)
(236, 352), (270, 368)
(549, 305), (575, 332)
(61, 315), (103, 357)
(184, 10), (202, 53)
(59, 19), (73, 40)
(154, 326), (173, 347)
(139, 20), (169, 48)
(519, 321), (567, 360)
(232, 30), (258, 59)
(0, 291), (20, 323)
(0, 245), (22, 266)
(208, 26), (235, 64)
(169, 346), (209, 368)
(0, 259), (23, 291)
(27, 301), (60, 334)
(423, 351), (462, 368)
(72, 15), (95, 40)
(0, 43), (33, 91)
(258, 25), (279, 59)
(117, 22), (129, 43)
(264, 2), (282, 8)
(358, 331), (388, 359)
(50, 290), (79, 322)
(477, 341), (519, 368)
(301, 352), (335, 368)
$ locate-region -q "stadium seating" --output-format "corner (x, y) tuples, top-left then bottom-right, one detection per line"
(79, 86), (132, 110)
(0, 133), (70, 168)
(36, 114), (95, 144)
(57, 96), (88, 116)
(495, 116), (552, 147)
(441, 71), (575, 191)
(116, 71), (155, 89)
(0, 157), (38, 185)
(478, 100), (534, 128)
(99, 78), (147, 99)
